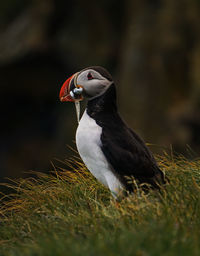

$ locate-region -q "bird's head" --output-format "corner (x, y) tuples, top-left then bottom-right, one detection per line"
(59, 66), (113, 102)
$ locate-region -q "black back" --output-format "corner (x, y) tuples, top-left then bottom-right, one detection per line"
(87, 83), (166, 192)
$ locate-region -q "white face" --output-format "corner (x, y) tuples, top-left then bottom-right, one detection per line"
(76, 69), (113, 100)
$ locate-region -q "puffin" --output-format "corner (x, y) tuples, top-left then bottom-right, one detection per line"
(59, 66), (166, 198)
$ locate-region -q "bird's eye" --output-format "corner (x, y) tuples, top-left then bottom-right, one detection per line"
(87, 72), (93, 80)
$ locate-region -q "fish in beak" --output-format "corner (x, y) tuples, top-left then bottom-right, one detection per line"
(59, 73), (83, 102)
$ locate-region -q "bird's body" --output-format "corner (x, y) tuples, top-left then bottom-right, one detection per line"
(60, 66), (166, 198)
(76, 110), (124, 197)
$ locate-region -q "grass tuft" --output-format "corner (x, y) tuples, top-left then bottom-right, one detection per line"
(0, 154), (200, 255)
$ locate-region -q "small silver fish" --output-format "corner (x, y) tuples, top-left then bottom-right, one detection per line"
(75, 101), (81, 123)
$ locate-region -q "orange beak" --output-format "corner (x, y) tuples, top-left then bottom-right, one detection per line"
(59, 73), (83, 102)
(59, 75), (75, 102)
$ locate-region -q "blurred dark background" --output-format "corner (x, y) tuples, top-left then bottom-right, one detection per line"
(0, 0), (200, 182)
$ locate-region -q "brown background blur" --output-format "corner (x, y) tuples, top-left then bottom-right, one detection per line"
(0, 0), (200, 181)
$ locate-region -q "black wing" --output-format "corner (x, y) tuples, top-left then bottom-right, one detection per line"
(100, 122), (165, 190)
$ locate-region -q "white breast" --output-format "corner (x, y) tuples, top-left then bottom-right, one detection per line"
(76, 110), (123, 197)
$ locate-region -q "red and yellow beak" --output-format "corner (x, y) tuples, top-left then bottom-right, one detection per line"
(59, 73), (83, 102)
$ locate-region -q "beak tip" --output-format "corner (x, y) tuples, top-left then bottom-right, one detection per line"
(60, 96), (64, 102)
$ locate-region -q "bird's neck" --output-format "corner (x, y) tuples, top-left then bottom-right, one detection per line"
(86, 83), (117, 119)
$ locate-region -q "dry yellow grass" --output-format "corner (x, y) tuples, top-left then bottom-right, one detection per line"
(0, 153), (200, 255)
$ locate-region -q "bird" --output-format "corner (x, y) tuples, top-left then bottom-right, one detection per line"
(59, 66), (166, 198)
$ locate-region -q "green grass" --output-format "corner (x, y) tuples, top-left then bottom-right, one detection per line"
(0, 154), (200, 256)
